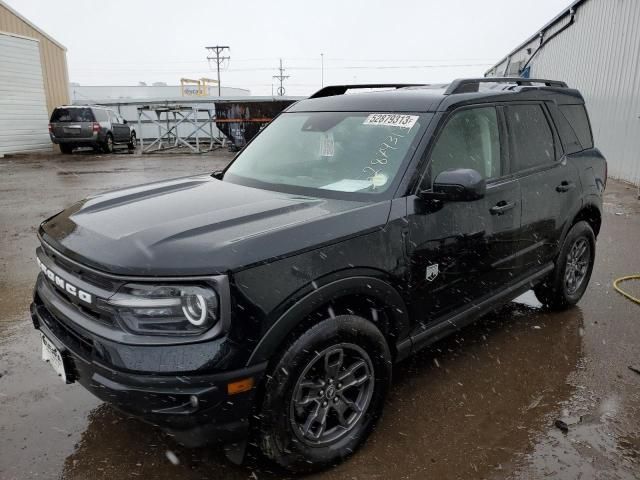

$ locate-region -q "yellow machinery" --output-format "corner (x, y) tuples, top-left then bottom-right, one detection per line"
(180, 77), (218, 97)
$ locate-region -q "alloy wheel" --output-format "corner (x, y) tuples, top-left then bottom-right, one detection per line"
(289, 343), (374, 446)
(565, 237), (590, 295)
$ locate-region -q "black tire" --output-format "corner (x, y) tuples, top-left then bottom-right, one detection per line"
(59, 144), (73, 154)
(102, 134), (114, 153)
(534, 221), (596, 309)
(128, 132), (136, 152)
(258, 315), (391, 473)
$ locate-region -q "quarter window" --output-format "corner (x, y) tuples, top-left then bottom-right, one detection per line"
(559, 104), (593, 149)
(429, 107), (502, 184)
(506, 104), (556, 171)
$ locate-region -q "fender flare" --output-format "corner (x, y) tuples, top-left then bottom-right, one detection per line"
(245, 276), (410, 366)
(560, 199), (602, 248)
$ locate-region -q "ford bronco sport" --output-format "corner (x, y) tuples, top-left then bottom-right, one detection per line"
(31, 78), (606, 472)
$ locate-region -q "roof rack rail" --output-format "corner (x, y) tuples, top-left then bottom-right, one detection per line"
(444, 77), (568, 95)
(309, 84), (428, 99)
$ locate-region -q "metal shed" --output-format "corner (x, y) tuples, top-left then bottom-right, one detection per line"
(486, 0), (640, 187)
(0, 0), (69, 154)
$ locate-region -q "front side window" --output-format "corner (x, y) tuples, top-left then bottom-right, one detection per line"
(224, 112), (428, 197)
(506, 104), (556, 171)
(429, 106), (501, 184)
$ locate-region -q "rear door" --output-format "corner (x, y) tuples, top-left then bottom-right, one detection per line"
(406, 105), (521, 324)
(51, 107), (95, 139)
(505, 103), (582, 270)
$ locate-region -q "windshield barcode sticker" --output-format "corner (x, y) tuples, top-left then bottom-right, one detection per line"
(363, 114), (418, 129)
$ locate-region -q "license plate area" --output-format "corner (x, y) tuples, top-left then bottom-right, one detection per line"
(41, 333), (70, 383)
(63, 126), (82, 135)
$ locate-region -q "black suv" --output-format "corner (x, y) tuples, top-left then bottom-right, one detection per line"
(31, 78), (606, 472)
(49, 105), (137, 154)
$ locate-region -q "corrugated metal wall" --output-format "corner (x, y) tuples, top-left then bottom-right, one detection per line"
(487, 0), (640, 186)
(0, 32), (51, 154)
(0, 2), (69, 115)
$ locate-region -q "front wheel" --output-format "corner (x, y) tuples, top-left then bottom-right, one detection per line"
(534, 221), (596, 309)
(258, 315), (391, 473)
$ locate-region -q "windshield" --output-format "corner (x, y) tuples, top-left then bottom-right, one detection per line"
(224, 112), (428, 196)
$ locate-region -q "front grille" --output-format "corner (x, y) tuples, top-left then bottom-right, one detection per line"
(35, 294), (94, 358)
(37, 241), (124, 330)
(40, 242), (118, 291)
(48, 280), (116, 327)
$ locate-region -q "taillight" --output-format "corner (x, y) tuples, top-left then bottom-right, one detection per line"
(92, 122), (100, 132)
(48, 124), (52, 132)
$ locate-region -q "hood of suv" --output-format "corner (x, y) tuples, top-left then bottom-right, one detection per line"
(39, 175), (390, 276)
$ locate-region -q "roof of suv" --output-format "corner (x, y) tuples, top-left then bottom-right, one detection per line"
(53, 105), (111, 110)
(288, 77), (585, 113)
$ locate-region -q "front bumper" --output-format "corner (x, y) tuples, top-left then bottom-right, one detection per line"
(31, 299), (267, 447)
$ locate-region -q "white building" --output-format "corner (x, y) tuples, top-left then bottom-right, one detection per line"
(486, 0), (640, 186)
(69, 84), (250, 104)
(69, 84), (252, 142)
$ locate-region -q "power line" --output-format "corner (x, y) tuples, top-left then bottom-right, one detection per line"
(273, 58), (289, 96)
(72, 63), (493, 74)
(205, 45), (230, 96)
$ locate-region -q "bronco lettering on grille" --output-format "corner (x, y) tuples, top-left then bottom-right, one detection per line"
(37, 257), (93, 305)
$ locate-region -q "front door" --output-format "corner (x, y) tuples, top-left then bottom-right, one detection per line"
(110, 111), (129, 143)
(406, 105), (522, 326)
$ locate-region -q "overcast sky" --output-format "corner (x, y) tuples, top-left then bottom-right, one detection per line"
(6, 0), (572, 96)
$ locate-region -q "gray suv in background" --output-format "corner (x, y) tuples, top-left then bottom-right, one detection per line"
(49, 106), (136, 154)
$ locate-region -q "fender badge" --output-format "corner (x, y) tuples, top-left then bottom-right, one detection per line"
(426, 264), (439, 282)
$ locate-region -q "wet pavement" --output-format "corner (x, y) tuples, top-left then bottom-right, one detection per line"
(1, 150), (639, 479)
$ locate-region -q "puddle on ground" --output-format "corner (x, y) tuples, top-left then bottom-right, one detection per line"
(59, 298), (584, 480)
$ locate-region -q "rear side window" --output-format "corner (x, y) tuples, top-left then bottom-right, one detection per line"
(506, 104), (555, 171)
(560, 104), (593, 149)
(50, 108), (94, 123)
(93, 109), (108, 122)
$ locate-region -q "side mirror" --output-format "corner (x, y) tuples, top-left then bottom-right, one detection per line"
(212, 170), (224, 180)
(122, 119), (128, 124)
(418, 168), (486, 202)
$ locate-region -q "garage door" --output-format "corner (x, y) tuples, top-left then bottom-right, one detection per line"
(0, 32), (50, 155)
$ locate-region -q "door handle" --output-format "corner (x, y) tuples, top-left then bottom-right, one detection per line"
(556, 181), (576, 192)
(490, 201), (515, 216)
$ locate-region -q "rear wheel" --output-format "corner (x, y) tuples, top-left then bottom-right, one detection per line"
(534, 221), (596, 309)
(102, 134), (114, 153)
(258, 315), (391, 473)
(59, 144), (73, 154)
(128, 132), (136, 152)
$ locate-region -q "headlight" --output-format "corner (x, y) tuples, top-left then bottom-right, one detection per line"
(107, 284), (219, 335)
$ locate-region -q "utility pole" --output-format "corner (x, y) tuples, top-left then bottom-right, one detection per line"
(273, 58), (289, 96)
(205, 45), (230, 97)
